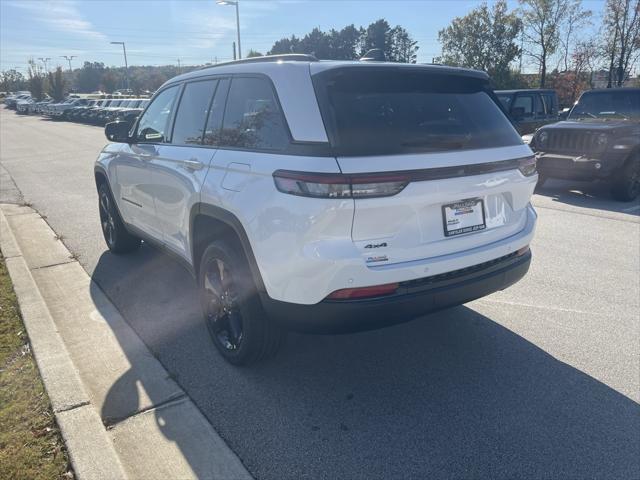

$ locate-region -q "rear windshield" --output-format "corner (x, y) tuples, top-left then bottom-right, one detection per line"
(313, 68), (521, 156)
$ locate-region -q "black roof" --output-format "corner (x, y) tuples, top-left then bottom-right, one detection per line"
(580, 88), (640, 93)
(495, 89), (556, 94)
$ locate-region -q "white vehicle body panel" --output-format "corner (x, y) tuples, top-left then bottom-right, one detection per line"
(96, 59), (538, 308)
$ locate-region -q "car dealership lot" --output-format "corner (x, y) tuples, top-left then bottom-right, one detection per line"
(1, 107), (638, 479)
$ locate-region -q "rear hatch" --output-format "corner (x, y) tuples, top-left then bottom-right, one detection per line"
(312, 66), (535, 266)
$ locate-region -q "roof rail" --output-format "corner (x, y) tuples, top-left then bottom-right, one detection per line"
(202, 54), (319, 70)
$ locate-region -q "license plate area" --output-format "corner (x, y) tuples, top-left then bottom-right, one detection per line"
(442, 198), (486, 237)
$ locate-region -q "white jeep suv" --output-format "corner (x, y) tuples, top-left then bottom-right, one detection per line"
(95, 55), (537, 365)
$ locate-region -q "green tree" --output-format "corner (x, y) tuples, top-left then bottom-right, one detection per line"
(27, 61), (47, 101)
(268, 21), (417, 62)
(100, 69), (119, 93)
(438, 1), (522, 87)
(359, 19), (392, 58)
(48, 67), (66, 102)
(389, 26), (419, 63)
(76, 61), (105, 93)
(0, 69), (28, 92)
(268, 35), (302, 55)
(246, 49), (263, 58)
(300, 27), (332, 58)
(328, 25), (361, 59)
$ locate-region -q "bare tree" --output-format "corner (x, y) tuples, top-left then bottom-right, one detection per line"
(520, 0), (571, 87)
(572, 40), (597, 97)
(603, 0), (640, 87)
(559, 0), (592, 72)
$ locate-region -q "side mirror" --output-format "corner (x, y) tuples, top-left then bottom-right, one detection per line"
(558, 108), (570, 120)
(105, 121), (131, 143)
(511, 106), (525, 120)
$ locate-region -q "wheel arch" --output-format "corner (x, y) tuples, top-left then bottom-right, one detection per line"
(190, 203), (266, 293)
(94, 165), (108, 188)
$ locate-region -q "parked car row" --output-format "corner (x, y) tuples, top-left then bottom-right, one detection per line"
(73, 98), (149, 125)
(3, 91), (32, 109)
(3, 92), (150, 126)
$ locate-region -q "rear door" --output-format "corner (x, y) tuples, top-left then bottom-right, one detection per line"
(314, 68), (535, 267)
(150, 78), (227, 261)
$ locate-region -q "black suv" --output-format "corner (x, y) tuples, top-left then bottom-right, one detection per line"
(531, 88), (640, 201)
(496, 89), (559, 135)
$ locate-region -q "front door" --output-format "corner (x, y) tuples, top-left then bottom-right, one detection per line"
(110, 85), (181, 241)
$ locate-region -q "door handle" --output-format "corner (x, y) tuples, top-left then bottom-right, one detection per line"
(183, 159), (204, 171)
(137, 152), (153, 161)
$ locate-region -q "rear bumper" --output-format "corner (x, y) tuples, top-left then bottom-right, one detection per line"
(536, 152), (625, 180)
(263, 248), (531, 334)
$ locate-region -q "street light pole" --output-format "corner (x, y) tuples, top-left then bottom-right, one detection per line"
(110, 41), (130, 91)
(61, 55), (76, 72)
(38, 57), (51, 72)
(217, 0), (241, 60)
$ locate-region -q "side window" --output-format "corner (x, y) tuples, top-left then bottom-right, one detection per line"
(219, 77), (289, 150)
(513, 95), (534, 118)
(172, 80), (218, 145)
(135, 86), (180, 143)
(543, 94), (556, 115)
(535, 94), (546, 116)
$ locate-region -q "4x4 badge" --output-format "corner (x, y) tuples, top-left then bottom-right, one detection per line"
(364, 242), (387, 249)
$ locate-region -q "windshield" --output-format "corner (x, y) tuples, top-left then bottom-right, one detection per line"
(313, 68), (521, 156)
(569, 90), (640, 121)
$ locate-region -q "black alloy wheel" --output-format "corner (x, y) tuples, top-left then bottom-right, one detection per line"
(202, 257), (244, 351)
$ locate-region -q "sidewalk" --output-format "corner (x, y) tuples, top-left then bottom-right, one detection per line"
(0, 203), (252, 480)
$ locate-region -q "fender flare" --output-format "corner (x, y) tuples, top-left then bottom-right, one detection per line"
(189, 203), (267, 294)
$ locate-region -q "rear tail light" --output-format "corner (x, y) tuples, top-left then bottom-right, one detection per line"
(273, 170), (409, 199)
(518, 156), (537, 177)
(326, 282), (399, 300)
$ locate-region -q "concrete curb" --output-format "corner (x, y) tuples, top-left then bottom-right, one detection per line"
(0, 207), (128, 480)
(0, 204), (252, 480)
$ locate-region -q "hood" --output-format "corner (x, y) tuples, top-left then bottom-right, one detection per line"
(541, 119), (636, 132)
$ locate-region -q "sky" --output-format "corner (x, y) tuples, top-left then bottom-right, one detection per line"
(0, 0), (608, 75)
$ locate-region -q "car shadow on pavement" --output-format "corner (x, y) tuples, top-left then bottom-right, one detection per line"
(536, 178), (640, 215)
(91, 245), (640, 480)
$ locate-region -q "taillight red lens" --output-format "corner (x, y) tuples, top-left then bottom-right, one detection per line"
(273, 170), (409, 199)
(518, 156), (537, 177)
(326, 282), (399, 300)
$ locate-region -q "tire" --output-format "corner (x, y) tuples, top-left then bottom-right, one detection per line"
(98, 183), (141, 253)
(611, 156), (640, 202)
(535, 174), (547, 190)
(198, 240), (284, 365)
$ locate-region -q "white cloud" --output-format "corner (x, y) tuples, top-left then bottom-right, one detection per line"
(170, 3), (238, 50)
(6, 0), (107, 42)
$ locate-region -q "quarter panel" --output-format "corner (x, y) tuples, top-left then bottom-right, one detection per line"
(201, 150), (354, 303)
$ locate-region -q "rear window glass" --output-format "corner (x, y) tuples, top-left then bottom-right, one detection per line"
(313, 68), (521, 156)
(218, 77), (289, 150)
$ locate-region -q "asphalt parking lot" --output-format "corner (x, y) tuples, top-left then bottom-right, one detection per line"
(1, 107), (639, 479)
